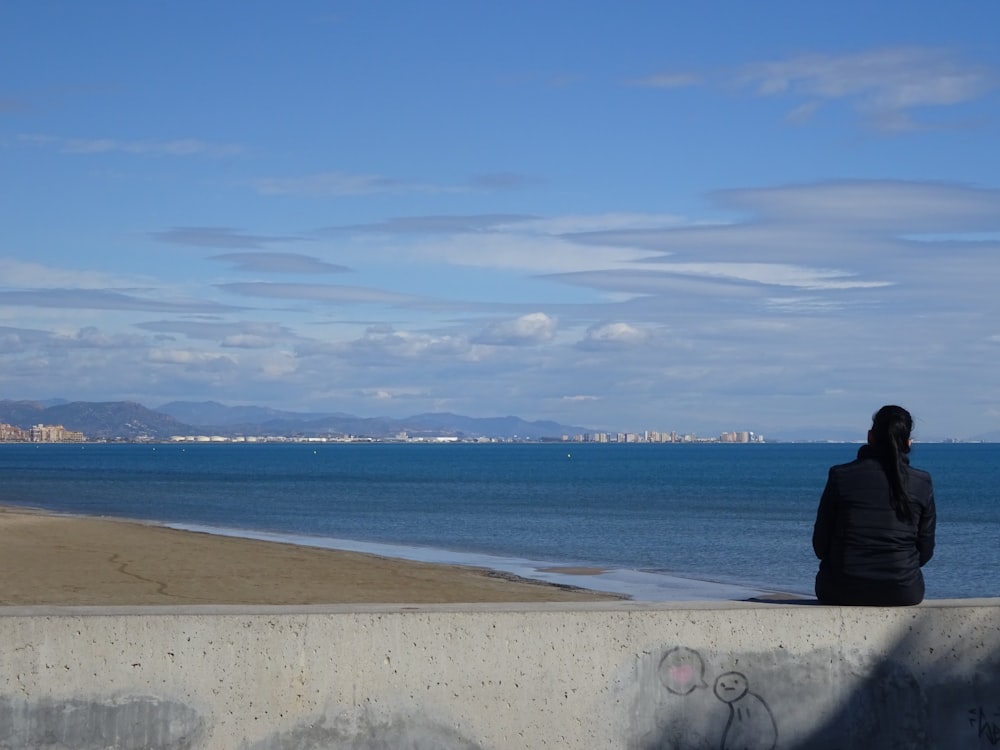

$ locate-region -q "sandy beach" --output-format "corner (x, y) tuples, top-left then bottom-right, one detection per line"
(0, 506), (620, 606)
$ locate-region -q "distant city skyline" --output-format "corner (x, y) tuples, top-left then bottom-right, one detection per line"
(2, 2), (1000, 440)
(1, 397), (964, 444)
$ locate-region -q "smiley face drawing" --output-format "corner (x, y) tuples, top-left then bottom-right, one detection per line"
(713, 672), (777, 750)
(658, 646), (709, 696)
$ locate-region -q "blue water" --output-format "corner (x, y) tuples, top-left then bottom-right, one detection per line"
(0, 442), (997, 600)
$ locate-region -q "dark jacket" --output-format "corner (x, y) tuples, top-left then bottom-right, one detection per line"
(812, 445), (936, 606)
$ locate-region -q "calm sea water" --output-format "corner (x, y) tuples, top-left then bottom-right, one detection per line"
(0, 442), (997, 600)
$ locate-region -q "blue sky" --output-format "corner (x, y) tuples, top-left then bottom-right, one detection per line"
(2, 1), (999, 439)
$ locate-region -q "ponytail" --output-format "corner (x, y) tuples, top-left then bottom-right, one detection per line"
(870, 405), (914, 524)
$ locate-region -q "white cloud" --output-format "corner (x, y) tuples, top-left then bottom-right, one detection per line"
(736, 46), (996, 131)
(147, 349), (237, 366)
(473, 313), (557, 346)
(528, 213), (686, 234)
(257, 351), (298, 380)
(650, 262), (891, 290)
(361, 387), (427, 401)
(579, 322), (648, 349)
(713, 180), (1000, 228)
(221, 334), (273, 349)
(564, 184), (1000, 262)
(136, 320), (294, 344)
(0, 324), (143, 351)
(217, 282), (421, 307)
(633, 46), (995, 131)
(54, 326), (144, 349)
(397, 233), (651, 275)
(763, 297), (853, 314)
(339, 326), (472, 361)
(3, 179), (998, 437)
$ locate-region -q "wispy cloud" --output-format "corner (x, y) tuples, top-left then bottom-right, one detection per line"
(735, 46), (997, 131)
(325, 213), (682, 236)
(633, 46), (996, 132)
(628, 71), (702, 88)
(146, 348), (238, 367)
(325, 214), (540, 234)
(249, 172), (543, 197)
(54, 326), (146, 348)
(380, 232), (652, 275)
(0, 325), (52, 351)
(711, 180), (1000, 228)
(247, 171), (441, 196)
(0, 258), (131, 289)
(467, 172), (545, 190)
(136, 320), (297, 348)
(18, 134), (242, 156)
(565, 181), (1000, 262)
(527, 213), (687, 234)
(217, 282), (423, 307)
(644, 261), (892, 291)
(0, 324), (144, 351)
(0, 288), (240, 313)
(209, 253), (351, 275)
(148, 227), (309, 249)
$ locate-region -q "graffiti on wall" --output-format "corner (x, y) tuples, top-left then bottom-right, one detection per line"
(245, 712), (484, 750)
(970, 705), (1000, 745)
(0, 695), (203, 749)
(634, 645), (1000, 749)
(635, 646), (778, 750)
(713, 671), (777, 750)
(658, 646), (708, 696)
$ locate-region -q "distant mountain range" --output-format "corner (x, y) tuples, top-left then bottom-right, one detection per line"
(0, 399), (593, 441)
(2, 399), (992, 442)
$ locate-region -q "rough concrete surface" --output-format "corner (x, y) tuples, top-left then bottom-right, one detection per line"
(1, 600), (998, 749)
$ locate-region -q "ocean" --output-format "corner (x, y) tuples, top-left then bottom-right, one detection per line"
(1, 441), (997, 601)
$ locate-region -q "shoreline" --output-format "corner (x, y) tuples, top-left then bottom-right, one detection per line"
(0, 503), (799, 605)
(0, 504), (621, 606)
(153, 521), (796, 603)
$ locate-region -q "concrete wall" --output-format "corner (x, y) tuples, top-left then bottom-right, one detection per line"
(1, 599), (999, 750)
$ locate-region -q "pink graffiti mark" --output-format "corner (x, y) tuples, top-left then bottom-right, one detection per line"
(670, 664), (694, 687)
(658, 646), (707, 696)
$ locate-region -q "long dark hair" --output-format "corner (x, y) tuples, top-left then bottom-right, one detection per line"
(870, 405), (914, 523)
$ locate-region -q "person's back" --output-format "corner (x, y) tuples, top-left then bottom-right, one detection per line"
(812, 405), (936, 606)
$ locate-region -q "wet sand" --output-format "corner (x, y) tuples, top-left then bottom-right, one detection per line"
(0, 506), (621, 606)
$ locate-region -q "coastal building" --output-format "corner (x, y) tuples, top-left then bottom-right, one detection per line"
(0, 422), (84, 442)
(719, 431), (766, 443)
(0, 422), (28, 441)
(29, 424), (85, 442)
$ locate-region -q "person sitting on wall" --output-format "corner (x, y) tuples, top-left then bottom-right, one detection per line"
(812, 405), (937, 606)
